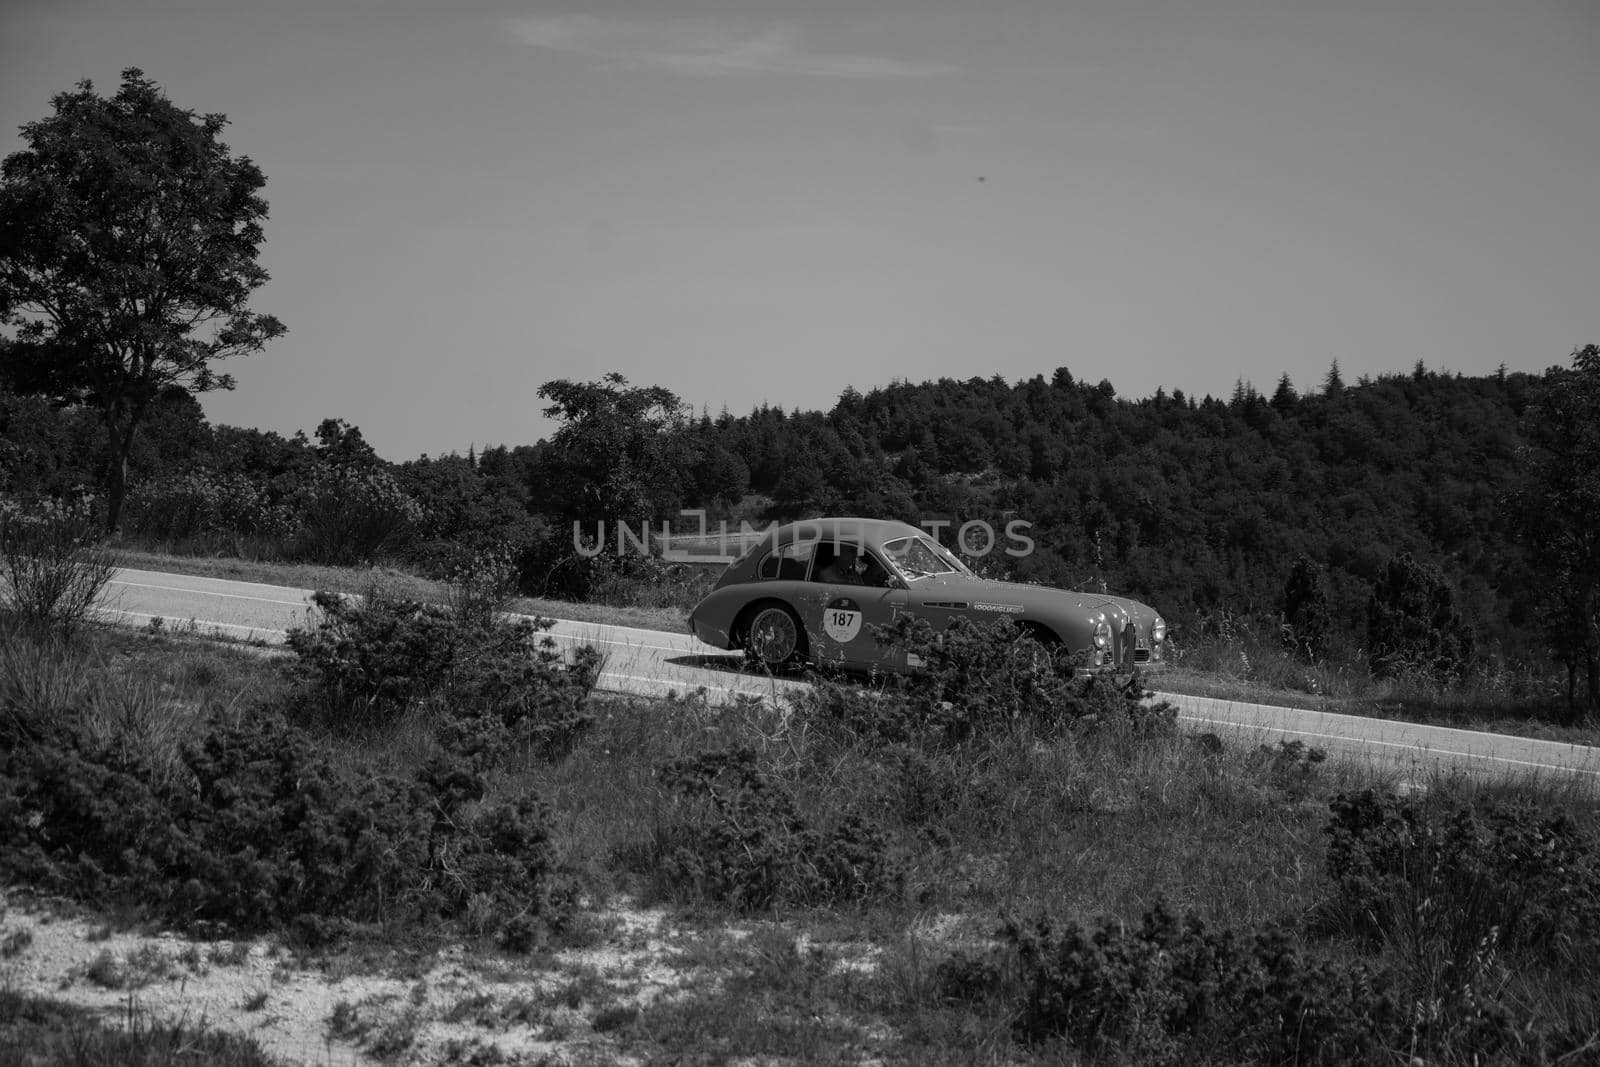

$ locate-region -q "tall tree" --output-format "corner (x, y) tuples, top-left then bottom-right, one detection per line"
(1507, 344), (1600, 722)
(532, 372), (687, 520)
(0, 69), (284, 530)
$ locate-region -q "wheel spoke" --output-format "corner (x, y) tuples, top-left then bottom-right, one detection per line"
(751, 608), (797, 665)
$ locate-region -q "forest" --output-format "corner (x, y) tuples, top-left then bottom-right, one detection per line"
(3, 346), (1597, 719)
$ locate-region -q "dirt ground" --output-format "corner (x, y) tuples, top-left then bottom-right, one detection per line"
(0, 888), (734, 1066)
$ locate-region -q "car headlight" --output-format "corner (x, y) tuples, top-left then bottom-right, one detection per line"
(1152, 617), (1167, 643)
(1093, 615), (1111, 649)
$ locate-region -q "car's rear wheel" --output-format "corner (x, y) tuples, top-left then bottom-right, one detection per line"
(743, 603), (806, 671)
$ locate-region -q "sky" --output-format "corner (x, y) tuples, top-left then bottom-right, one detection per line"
(2, 0), (1596, 461)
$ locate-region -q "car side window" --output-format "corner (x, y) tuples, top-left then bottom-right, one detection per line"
(812, 542), (895, 588)
(758, 542), (815, 581)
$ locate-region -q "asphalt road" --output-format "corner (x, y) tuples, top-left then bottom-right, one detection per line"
(99, 566), (1600, 787)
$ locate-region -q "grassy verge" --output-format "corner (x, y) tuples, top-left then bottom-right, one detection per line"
(1161, 642), (1600, 747)
(8, 607), (1598, 1064)
(0, 990), (284, 1066)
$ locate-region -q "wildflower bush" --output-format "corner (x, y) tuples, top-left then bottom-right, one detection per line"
(286, 587), (601, 765)
(286, 464), (422, 564)
(122, 470), (291, 542)
(0, 705), (566, 945)
(652, 747), (902, 912)
(0, 495), (116, 636)
(442, 545), (519, 626)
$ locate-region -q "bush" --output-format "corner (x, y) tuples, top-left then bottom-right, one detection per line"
(122, 469), (291, 542)
(286, 587), (600, 765)
(441, 544), (519, 626)
(1281, 555), (1331, 662)
(1320, 790), (1600, 962)
(0, 496), (116, 636)
(1247, 739), (1326, 799)
(794, 616), (1175, 748)
(514, 527), (709, 610)
(653, 747), (901, 911)
(286, 464), (422, 564)
(1315, 789), (1600, 1059)
(0, 706), (565, 944)
(996, 903), (1400, 1066)
(1366, 553), (1475, 681)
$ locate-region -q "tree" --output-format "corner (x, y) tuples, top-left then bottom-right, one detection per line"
(1323, 360), (1345, 397)
(312, 417), (379, 468)
(0, 69), (284, 530)
(531, 372), (687, 520)
(1506, 344), (1600, 722)
(1281, 556), (1330, 661)
(1270, 373), (1298, 414)
(1366, 553), (1474, 681)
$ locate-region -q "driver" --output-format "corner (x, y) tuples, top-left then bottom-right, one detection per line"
(816, 543), (863, 584)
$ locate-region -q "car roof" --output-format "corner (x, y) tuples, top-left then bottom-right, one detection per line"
(765, 517), (925, 551)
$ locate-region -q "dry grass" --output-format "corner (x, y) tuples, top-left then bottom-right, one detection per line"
(0, 989), (283, 1066)
(5, 617), (1598, 1064)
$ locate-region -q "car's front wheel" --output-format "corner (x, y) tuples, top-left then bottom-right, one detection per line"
(743, 603), (806, 671)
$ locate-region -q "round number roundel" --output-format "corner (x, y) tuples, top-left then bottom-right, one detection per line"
(823, 597), (863, 643)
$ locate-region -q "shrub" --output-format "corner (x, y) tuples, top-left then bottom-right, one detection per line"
(1281, 555), (1331, 662)
(0, 496), (116, 636)
(1320, 790), (1600, 962)
(286, 464), (422, 564)
(515, 528), (611, 600)
(1366, 553), (1475, 681)
(442, 544), (519, 626)
(794, 616), (1175, 748)
(1247, 739), (1326, 798)
(0, 707), (565, 943)
(1316, 789), (1600, 1058)
(122, 469), (290, 542)
(515, 527), (707, 610)
(286, 588), (600, 764)
(997, 903), (1400, 1066)
(653, 747), (901, 911)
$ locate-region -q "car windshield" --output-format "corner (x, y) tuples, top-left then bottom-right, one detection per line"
(880, 535), (971, 580)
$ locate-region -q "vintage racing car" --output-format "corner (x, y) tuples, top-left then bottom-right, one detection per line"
(687, 517), (1167, 671)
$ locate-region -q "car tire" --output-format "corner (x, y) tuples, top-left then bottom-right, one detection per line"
(743, 603), (807, 671)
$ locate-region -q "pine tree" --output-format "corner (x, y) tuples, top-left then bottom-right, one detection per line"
(1281, 556), (1330, 661)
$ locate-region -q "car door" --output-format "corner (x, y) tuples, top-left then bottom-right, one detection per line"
(798, 542), (907, 670)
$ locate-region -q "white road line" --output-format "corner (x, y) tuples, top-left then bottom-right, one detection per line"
(1157, 690), (1598, 756)
(108, 579), (311, 609)
(1177, 713), (1600, 778)
(114, 568), (324, 595)
(97, 608), (289, 640)
(541, 631), (694, 655)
